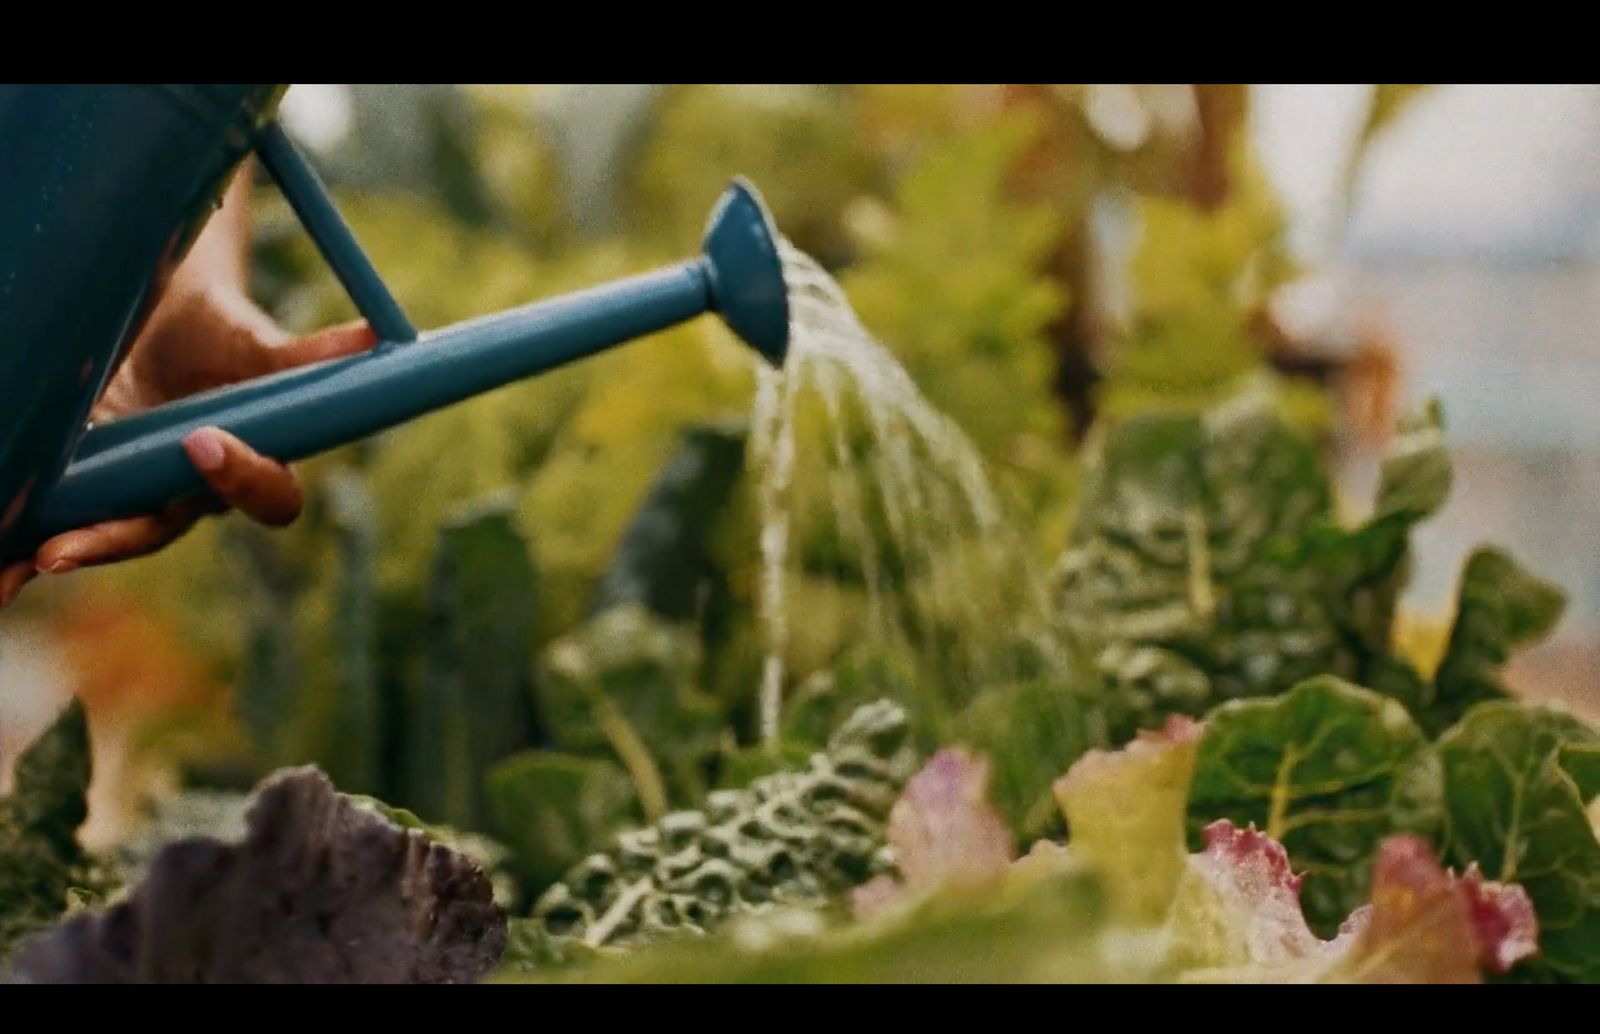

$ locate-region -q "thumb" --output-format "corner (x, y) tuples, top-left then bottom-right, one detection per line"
(266, 319), (380, 372)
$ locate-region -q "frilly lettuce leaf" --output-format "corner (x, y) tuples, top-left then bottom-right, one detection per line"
(1053, 716), (1202, 924)
(1174, 826), (1536, 983)
(850, 748), (1015, 920)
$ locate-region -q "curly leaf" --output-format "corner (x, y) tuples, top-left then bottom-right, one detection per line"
(1186, 677), (1443, 934)
(529, 701), (916, 952)
(1437, 702), (1600, 981)
(1172, 824), (1537, 983)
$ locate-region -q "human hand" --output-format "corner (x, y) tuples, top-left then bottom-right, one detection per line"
(0, 168), (377, 608)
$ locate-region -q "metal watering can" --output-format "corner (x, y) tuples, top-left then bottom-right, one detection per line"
(0, 84), (789, 563)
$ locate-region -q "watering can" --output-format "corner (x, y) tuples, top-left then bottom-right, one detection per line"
(0, 84), (790, 564)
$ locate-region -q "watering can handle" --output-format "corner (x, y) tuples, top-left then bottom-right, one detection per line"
(252, 123), (418, 345)
(9, 127), (789, 559)
(12, 122), (420, 543)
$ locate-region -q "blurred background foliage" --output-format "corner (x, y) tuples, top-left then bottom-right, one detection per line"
(4, 85), (1422, 897)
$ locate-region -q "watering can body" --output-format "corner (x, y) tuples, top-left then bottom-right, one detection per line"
(0, 84), (789, 564)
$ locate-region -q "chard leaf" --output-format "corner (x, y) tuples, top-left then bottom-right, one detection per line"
(1372, 398), (1451, 522)
(1185, 676), (1443, 934)
(1424, 550), (1566, 735)
(5, 768), (505, 984)
(1058, 400), (1357, 737)
(1056, 397), (1478, 741)
(1437, 702), (1600, 982)
(0, 700), (108, 960)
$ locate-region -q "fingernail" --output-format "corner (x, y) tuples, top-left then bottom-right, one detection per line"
(40, 557), (77, 575)
(184, 430), (227, 472)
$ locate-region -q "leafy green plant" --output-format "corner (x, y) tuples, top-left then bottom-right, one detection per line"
(0, 701), (109, 960)
(1056, 394), (1558, 741)
(512, 699), (915, 961)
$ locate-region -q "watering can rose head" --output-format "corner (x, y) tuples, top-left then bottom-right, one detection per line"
(0, 85), (789, 605)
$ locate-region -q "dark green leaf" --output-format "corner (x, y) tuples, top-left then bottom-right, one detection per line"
(1437, 702), (1600, 982)
(959, 676), (1099, 839)
(483, 750), (640, 894)
(1426, 549), (1566, 735)
(537, 605), (723, 810)
(408, 496), (541, 827)
(319, 470), (383, 795)
(0, 699), (106, 960)
(593, 422), (746, 622)
(529, 700), (915, 952)
(1186, 676), (1443, 934)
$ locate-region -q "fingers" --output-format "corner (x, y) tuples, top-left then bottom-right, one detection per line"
(9, 426), (299, 602)
(0, 561), (35, 608)
(265, 319), (379, 373)
(33, 503), (206, 577)
(182, 426), (302, 528)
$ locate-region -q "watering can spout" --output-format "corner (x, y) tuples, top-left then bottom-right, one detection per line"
(701, 177), (790, 367)
(0, 84), (793, 561)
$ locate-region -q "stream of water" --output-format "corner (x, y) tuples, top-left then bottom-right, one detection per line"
(750, 242), (1070, 743)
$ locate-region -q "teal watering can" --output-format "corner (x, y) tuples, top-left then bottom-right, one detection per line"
(0, 84), (790, 564)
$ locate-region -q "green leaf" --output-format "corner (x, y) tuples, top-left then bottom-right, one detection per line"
(715, 743), (816, 791)
(1186, 676), (1443, 935)
(537, 605), (723, 813)
(1058, 399), (1344, 735)
(408, 496), (542, 827)
(1373, 398), (1451, 522)
(1437, 702), (1600, 982)
(318, 469), (382, 796)
(506, 857), (1158, 984)
(1054, 718), (1201, 925)
(592, 423), (747, 623)
(0, 700), (107, 959)
(962, 676), (1101, 840)
(483, 750), (640, 894)
(1425, 549), (1566, 735)
(528, 700), (915, 952)
(1058, 397), (1470, 741)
